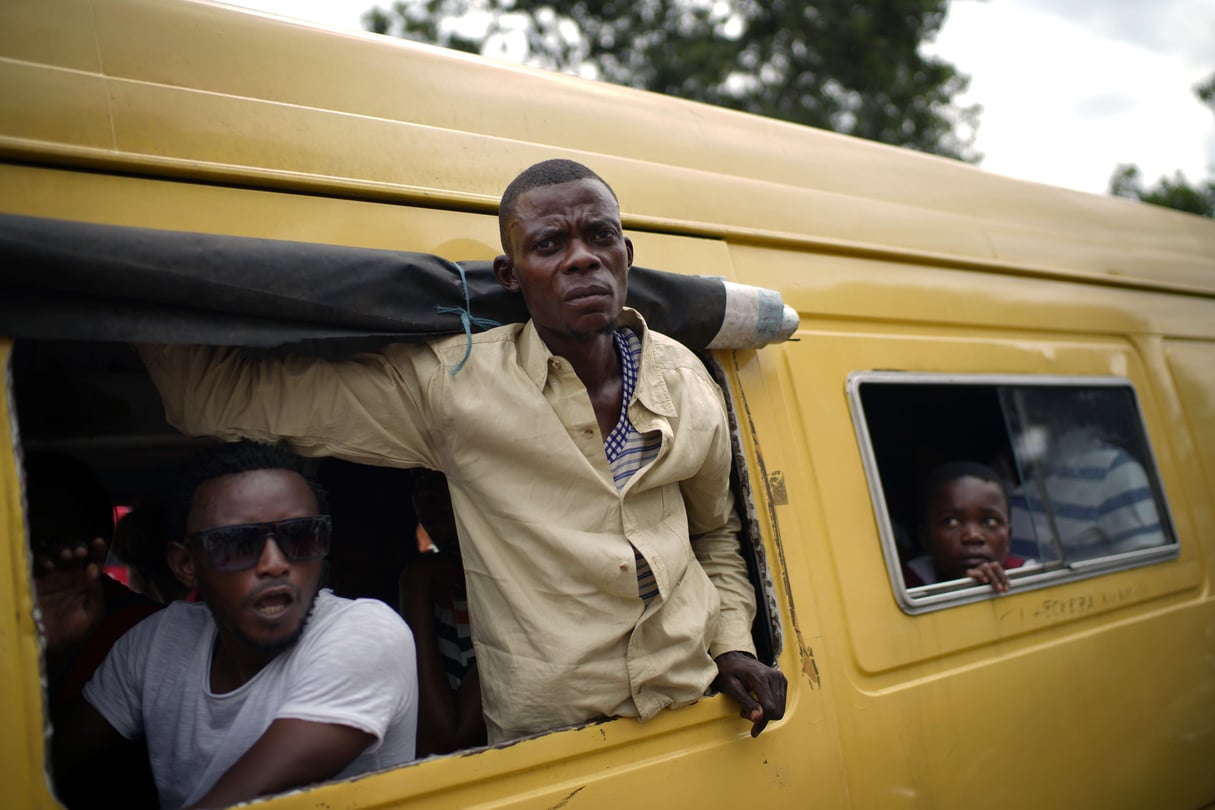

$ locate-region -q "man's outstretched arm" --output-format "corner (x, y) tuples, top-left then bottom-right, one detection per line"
(136, 343), (438, 470)
(186, 719), (373, 810)
(683, 379), (788, 737)
(693, 518), (788, 737)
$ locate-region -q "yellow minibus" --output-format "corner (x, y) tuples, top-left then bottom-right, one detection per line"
(2, 0), (1213, 808)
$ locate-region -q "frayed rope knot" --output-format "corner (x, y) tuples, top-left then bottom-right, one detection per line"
(436, 263), (501, 376)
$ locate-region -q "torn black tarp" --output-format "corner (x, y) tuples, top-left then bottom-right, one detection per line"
(0, 213), (795, 354)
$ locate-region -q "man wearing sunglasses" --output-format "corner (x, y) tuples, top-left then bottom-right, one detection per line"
(140, 159), (787, 745)
(49, 442), (418, 810)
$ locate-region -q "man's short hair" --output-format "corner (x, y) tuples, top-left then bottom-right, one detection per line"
(167, 441), (328, 540)
(498, 159), (618, 253)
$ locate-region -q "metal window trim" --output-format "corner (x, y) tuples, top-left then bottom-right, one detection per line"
(846, 371), (1181, 616)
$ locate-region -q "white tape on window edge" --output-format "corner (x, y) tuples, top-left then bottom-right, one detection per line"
(707, 281), (799, 349)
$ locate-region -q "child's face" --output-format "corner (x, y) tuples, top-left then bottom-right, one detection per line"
(924, 476), (1011, 581)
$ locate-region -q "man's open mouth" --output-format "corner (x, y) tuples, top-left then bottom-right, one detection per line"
(252, 588), (295, 618)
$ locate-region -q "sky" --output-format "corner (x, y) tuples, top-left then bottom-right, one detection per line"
(222, 0), (1215, 197)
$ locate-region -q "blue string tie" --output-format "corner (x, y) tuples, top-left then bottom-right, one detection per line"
(435, 262), (501, 376)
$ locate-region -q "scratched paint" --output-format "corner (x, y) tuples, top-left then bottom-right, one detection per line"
(998, 586), (1139, 627)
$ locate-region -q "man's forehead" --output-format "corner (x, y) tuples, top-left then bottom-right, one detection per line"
(189, 468), (317, 527)
(513, 178), (619, 222)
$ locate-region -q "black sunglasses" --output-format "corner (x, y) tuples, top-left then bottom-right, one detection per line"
(187, 516), (332, 572)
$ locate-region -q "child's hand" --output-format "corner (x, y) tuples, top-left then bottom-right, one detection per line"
(966, 560), (1011, 593)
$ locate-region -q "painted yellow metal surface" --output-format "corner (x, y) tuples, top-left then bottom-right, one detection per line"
(0, 340), (59, 809)
(2, 0), (1214, 292)
(1, 0), (1214, 808)
(773, 329), (1208, 807)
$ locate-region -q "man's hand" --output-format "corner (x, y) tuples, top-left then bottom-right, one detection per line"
(713, 651), (787, 738)
(965, 561), (1011, 593)
(34, 537), (108, 657)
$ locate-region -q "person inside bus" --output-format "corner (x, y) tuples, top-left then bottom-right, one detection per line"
(111, 499), (194, 604)
(28, 451), (164, 809)
(138, 158), (787, 743)
(903, 461), (1027, 593)
(398, 468), (485, 756)
(1008, 424), (1165, 561)
(27, 452), (164, 704)
(48, 441), (418, 810)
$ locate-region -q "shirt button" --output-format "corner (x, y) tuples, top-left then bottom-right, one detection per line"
(582, 427), (595, 438)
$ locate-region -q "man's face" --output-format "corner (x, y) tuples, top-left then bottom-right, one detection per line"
(924, 476), (1012, 581)
(494, 178), (634, 344)
(185, 469), (325, 655)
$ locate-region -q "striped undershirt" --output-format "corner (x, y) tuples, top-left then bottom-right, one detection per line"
(604, 328), (662, 602)
(434, 591), (475, 691)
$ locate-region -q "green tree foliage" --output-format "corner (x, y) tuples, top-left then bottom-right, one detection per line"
(1108, 72), (1215, 218)
(1109, 165), (1215, 218)
(363, 0), (981, 161)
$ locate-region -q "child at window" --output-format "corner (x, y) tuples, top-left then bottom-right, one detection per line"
(903, 461), (1027, 593)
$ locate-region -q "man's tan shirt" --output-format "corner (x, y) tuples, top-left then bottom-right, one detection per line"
(140, 309), (757, 742)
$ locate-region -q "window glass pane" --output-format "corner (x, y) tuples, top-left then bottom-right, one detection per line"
(996, 393), (1064, 566)
(998, 385), (1172, 561)
(857, 382), (1019, 586)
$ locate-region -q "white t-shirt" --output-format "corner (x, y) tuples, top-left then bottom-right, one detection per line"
(84, 590), (417, 810)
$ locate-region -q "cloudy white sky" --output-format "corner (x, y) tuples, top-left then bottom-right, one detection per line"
(225, 0), (1215, 197)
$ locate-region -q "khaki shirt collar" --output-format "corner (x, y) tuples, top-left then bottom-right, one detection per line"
(517, 307), (677, 418)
